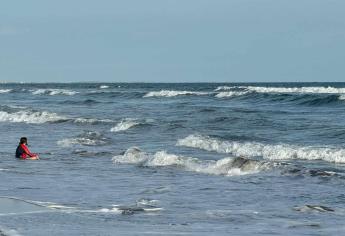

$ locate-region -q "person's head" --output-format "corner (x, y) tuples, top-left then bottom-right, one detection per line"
(20, 137), (28, 145)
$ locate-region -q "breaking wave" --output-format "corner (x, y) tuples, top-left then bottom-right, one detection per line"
(0, 110), (67, 124)
(177, 134), (345, 163)
(31, 89), (78, 96)
(73, 117), (114, 125)
(57, 131), (110, 147)
(100, 85), (109, 89)
(215, 91), (249, 98)
(110, 118), (140, 132)
(0, 89), (12, 94)
(215, 85), (345, 94)
(112, 147), (271, 176)
(143, 90), (209, 98)
(213, 85), (345, 104)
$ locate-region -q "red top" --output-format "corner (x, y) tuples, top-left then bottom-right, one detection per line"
(20, 144), (35, 159)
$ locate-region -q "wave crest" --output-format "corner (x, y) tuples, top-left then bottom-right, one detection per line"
(216, 85), (345, 94)
(177, 134), (345, 163)
(215, 91), (249, 98)
(110, 118), (140, 132)
(0, 110), (67, 124)
(0, 89), (12, 94)
(112, 147), (270, 176)
(143, 90), (209, 98)
(31, 89), (78, 96)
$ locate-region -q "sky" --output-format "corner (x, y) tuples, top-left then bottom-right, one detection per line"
(1, 0), (345, 83)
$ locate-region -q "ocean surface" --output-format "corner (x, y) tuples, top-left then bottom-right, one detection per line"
(1, 83), (345, 235)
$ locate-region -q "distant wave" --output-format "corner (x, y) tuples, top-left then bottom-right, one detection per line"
(99, 85), (109, 89)
(144, 90), (209, 98)
(31, 89), (78, 96)
(0, 110), (67, 124)
(60, 99), (100, 105)
(215, 91), (249, 98)
(214, 86), (345, 103)
(57, 131), (110, 147)
(0, 89), (12, 94)
(214, 86), (233, 91)
(177, 134), (345, 163)
(112, 147), (271, 176)
(215, 85), (345, 94)
(73, 117), (114, 125)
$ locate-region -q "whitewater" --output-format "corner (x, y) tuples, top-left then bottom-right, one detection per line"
(1, 83), (345, 235)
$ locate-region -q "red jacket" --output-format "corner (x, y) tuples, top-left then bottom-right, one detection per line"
(18, 144), (35, 159)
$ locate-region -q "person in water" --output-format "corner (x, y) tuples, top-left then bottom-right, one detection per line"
(15, 137), (39, 160)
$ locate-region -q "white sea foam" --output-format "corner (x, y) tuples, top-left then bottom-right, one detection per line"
(215, 85), (345, 95)
(57, 131), (109, 147)
(0, 227), (22, 236)
(246, 86), (345, 94)
(100, 85), (109, 89)
(112, 147), (269, 176)
(338, 95), (345, 100)
(177, 134), (345, 163)
(214, 86), (233, 91)
(0, 89), (12, 93)
(143, 90), (209, 98)
(0, 110), (67, 124)
(31, 89), (78, 96)
(110, 118), (140, 132)
(74, 118), (114, 124)
(215, 91), (249, 98)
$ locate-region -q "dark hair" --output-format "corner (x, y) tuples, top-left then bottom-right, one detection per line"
(20, 137), (28, 145)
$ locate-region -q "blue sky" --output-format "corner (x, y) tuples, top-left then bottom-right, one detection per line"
(1, 0), (344, 82)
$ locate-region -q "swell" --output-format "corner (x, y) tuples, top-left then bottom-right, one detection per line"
(177, 134), (345, 164)
(215, 87), (345, 106)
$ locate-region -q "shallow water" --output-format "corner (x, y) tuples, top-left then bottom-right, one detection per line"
(1, 83), (345, 235)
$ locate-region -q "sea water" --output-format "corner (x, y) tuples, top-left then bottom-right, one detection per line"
(1, 83), (345, 235)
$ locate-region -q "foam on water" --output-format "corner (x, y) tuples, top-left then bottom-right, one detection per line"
(0, 89), (12, 94)
(215, 91), (249, 98)
(338, 95), (345, 100)
(110, 118), (141, 132)
(74, 118), (114, 124)
(112, 147), (270, 176)
(245, 86), (345, 94)
(215, 86), (345, 94)
(0, 227), (21, 236)
(177, 134), (345, 163)
(99, 85), (109, 89)
(31, 89), (78, 96)
(30, 198), (161, 215)
(0, 110), (67, 124)
(143, 90), (209, 98)
(214, 86), (233, 91)
(57, 131), (110, 147)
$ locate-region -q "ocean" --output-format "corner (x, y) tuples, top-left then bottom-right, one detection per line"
(1, 83), (345, 235)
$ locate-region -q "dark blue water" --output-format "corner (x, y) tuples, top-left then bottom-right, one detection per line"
(1, 83), (345, 235)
